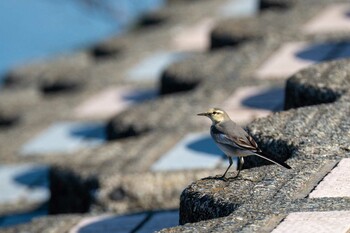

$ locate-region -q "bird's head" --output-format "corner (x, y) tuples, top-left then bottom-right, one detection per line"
(197, 107), (230, 124)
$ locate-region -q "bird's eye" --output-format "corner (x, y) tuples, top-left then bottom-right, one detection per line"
(213, 111), (217, 115)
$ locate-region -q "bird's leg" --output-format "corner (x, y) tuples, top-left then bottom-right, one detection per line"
(235, 157), (244, 177)
(221, 156), (233, 180)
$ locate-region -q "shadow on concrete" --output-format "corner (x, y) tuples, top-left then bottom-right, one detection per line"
(296, 42), (350, 62)
(241, 87), (284, 111)
(345, 10), (350, 18)
(122, 89), (158, 102)
(69, 124), (106, 140)
(13, 166), (49, 189)
(0, 204), (47, 228)
(77, 210), (179, 233)
(77, 215), (140, 233)
(186, 136), (223, 157)
(295, 42), (336, 62)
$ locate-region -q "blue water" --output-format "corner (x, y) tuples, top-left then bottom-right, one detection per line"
(0, 0), (164, 82)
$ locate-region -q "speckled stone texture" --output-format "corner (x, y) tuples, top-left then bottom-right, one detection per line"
(285, 59), (350, 109)
(178, 158), (339, 225)
(0, 88), (39, 127)
(98, 170), (220, 214)
(175, 58), (350, 227)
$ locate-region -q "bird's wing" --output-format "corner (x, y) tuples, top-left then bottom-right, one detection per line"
(212, 123), (259, 151)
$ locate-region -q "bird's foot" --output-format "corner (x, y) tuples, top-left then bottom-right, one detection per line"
(226, 174), (240, 181)
(202, 173), (244, 182)
(201, 176), (219, 181)
(219, 174), (239, 181)
(219, 176), (229, 182)
(201, 175), (228, 181)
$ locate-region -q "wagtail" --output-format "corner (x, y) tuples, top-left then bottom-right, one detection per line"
(198, 107), (291, 180)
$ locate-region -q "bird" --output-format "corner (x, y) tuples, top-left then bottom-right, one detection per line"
(197, 107), (291, 180)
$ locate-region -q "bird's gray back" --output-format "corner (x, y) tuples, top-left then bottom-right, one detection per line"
(214, 120), (248, 138)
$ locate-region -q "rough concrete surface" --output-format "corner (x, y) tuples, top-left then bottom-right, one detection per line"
(2, 0), (350, 232)
(162, 59), (350, 231)
(285, 58), (350, 109)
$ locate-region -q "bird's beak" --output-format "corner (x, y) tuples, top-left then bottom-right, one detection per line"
(197, 112), (208, 116)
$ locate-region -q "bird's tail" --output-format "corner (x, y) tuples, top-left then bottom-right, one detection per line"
(254, 151), (291, 169)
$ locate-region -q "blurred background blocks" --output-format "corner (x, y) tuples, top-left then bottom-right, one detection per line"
(172, 18), (214, 52)
(218, 0), (259, 19)
(255, 42), (334, 79)
(0, 164), (49, 227)
(303, 4), (350, 34)
(222, 86), (284, 125)
(74, 87), (157, 120)
(151, 132), (225, 171)
(127, 52), (189, 82)
(255, 41), (350, 79)
(21, 122), (106, 156)
(0, 164), (49, 205)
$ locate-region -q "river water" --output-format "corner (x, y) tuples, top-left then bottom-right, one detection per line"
(0, 0), (164, 82)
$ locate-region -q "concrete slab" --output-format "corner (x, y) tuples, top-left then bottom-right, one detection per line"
(21, 122), (105, 156)
(272, 211), (350, 233)
(151, 132), (225, 171)
(222, 86), (284, 124)
(217, 0), (259, 18)
(303, 4), (350, 34)
(69, 214), (147, 233)
(74, 87), (157, 120)
(127, 52), (189, 82)
(138, 211), (179, 233)
(172, 18), (215, 52)
(309, 158), (350, 198)
(254, 42), (336, 79)
(0, 164), (49, 205)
